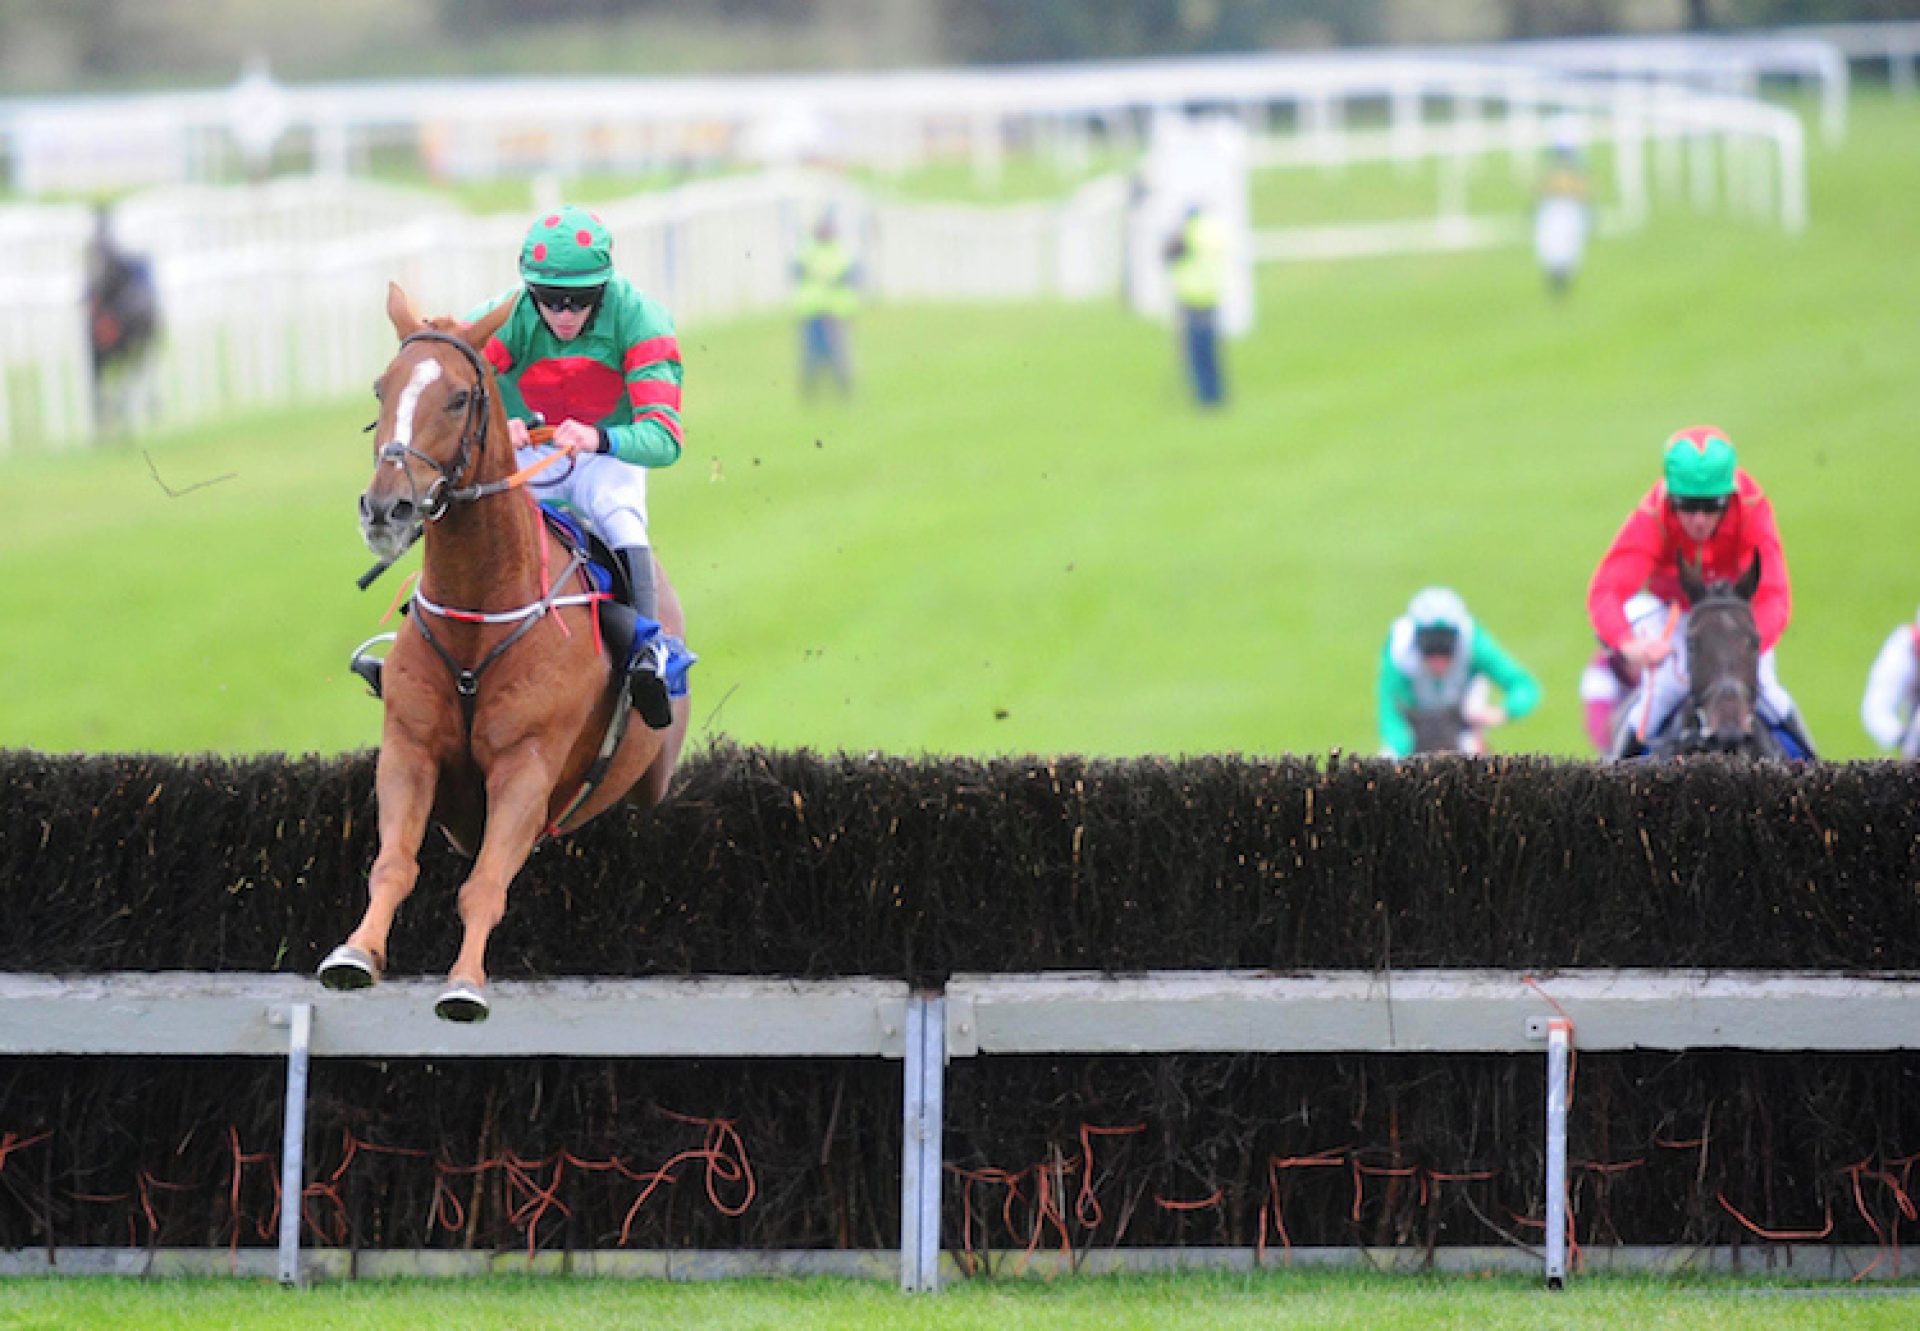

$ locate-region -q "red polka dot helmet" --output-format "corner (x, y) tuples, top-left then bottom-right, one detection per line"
(518, 204), (613, 288)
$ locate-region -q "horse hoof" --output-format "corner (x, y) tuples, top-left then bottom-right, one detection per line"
(434, 982), (490, 1023)
(318, 945), (379, 991)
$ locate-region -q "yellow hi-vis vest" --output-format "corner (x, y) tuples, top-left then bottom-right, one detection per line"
(795, 239), (857, 319)
(1171, 214), (1226, 312)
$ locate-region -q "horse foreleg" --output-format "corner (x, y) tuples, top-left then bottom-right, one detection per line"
(320, 740), (437, 990)
(437, 750), (556, 1022)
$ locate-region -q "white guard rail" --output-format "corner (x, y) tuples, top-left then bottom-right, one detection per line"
(5, 969), (1920, 1290)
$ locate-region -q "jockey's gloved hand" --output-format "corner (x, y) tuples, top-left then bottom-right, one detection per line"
(1620, 636), (1670, 671)
(1463, 701), (1509, 730)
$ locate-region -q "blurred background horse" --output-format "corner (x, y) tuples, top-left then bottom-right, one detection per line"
(84, 208), (160, 433)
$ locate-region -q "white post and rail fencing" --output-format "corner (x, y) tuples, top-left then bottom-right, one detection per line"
(3, 969), (1918, 1288)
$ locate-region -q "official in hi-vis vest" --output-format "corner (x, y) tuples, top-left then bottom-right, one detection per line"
(794, 215), (859, 398)
(1164, 205), (1227, 408)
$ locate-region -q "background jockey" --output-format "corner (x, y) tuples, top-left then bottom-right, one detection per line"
(1377, 586), (1541, 757)
(1579, 591), (1669, 754)
(467, 204), (686, 729)
(1861, 608), (1920, 757)
(1586, 425), (1812, 757)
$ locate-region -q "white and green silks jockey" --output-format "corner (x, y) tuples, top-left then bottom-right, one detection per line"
(1377, 587), (1542, 757)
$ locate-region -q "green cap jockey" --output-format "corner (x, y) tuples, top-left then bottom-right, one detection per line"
(1662, 425), (1737, 499)
(519, 205), (613, 289)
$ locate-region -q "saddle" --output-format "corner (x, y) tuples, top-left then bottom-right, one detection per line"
(538, 505), (623, 603)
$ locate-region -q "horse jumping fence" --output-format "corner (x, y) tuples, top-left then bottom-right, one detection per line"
(3, 968), (1918, 1290)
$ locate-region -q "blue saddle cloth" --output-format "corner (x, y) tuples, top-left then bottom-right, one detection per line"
(539, 504), (696, 700)
(1769, 721), (1812, 761)
(538, 505), (613, 596)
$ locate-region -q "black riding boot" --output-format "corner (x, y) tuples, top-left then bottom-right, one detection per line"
(613, 545), (673, 730)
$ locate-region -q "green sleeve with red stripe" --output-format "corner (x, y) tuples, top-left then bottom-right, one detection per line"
(604, 288), (682, 468)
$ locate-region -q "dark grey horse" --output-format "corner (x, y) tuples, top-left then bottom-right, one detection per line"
(1400, 702), (1484, 755)
(1647, 555), (1780, 758)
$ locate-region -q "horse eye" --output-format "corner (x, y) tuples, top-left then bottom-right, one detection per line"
(446, 390), (470, 412)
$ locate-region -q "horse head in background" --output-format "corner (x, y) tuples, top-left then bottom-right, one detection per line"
(1653, 554), (1775, 758)
(321, 283), (691, 1023)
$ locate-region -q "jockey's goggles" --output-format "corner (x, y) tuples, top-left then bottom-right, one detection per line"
(1413, 626), (1460, 658)
(1671, 494), (1731, 515)
(527, 283), (605, 313)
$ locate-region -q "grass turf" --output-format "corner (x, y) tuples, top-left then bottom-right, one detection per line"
(3, 1271), (1920, 1331)
(0, 94), (1913, 760)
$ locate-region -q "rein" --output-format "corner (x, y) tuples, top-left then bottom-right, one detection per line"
(1632, 605), (1682, 743)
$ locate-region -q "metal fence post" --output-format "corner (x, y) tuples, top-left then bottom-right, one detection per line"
(1544, 1017), (1572, 1289)
(899, 994), (926, 1291)
(917, 993), (945, 1293)
(899, 991), (945, 1292)
(276, 1002), (313, 1287)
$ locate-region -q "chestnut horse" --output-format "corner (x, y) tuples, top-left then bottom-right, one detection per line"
(319, 283), (689, 1021)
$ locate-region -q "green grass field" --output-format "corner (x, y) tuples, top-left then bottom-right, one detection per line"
(1, 95), (1914, 760)
(2, 1270), (1919, 1331)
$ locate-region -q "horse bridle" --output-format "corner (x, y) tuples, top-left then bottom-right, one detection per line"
(372, 329), (494, 524)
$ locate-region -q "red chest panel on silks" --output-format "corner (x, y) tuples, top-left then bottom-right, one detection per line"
(514, 357), (626, 428)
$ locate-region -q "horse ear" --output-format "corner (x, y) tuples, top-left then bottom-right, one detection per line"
(1677, 558), (1707, 605)
(386, 282), (424, 340)
(1735, 552), (1762, 601)
(459, 296), (515, 353)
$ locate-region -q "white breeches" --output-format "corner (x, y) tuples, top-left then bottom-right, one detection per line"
(517, 445), (650, 550)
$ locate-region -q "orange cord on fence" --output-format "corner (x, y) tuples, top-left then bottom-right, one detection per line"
(1258, 1147), (1347, 1262)
(1716, 1190), (1833, 1241)
(226, 1126), (278, 1274)
(1074, 1123), (1145, 1229)
(0, 1130), (50, 1173)
(1845, 1156), (1918, 1283)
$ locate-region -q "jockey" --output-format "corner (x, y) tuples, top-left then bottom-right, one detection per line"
(1377, 587), (1542, 757)
(1578, 591), (1669, 753)
(468, 205), (684, 729)
(1861, 607), (1920, 756)
(1586, 425), (1812, 757)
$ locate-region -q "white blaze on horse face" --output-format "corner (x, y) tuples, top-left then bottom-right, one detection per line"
(388, 358), (443, 458)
